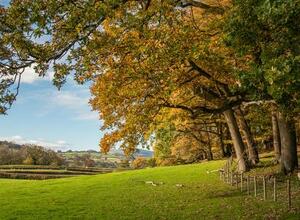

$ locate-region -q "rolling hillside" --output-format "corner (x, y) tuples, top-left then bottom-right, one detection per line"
(0, 160), (299, 220)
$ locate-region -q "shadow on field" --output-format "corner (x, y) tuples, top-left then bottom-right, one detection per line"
(207, 190), (242, 199)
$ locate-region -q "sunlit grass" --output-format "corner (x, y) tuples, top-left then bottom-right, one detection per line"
(0, 160), (299, 219)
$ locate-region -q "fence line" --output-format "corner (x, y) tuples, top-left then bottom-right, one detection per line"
(219, 158), (300, 210)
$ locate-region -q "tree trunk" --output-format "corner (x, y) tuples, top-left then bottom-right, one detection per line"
(235, 107), (259, 165)
(207, 148), (213, 161)
(296, 121), (300, 145)
(224, 124), (233, 157)
(204, 123), (213, 161)
(206, 139), (213, 161)
(271, 111), (281, 163)
(277, 112), (298, 174)
(217, 122), (226, 158)
(223, 109), (249, 172)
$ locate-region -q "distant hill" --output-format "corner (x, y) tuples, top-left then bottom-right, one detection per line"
(135, 149), (154, 157)
(109, 148), (153, 158)
(0, 140), (154, 158)
(64, 148), (154, 158)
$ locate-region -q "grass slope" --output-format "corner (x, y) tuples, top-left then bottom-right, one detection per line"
(0, 160), (299, 220)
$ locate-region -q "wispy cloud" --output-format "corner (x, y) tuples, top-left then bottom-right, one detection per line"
(53, 91), (88, 108)
(21, 66), (54, 84)
(75, 112), (99, 121)
(0, 135), (69, 150)
(49, 90), (98, 121)
(21, 85), (98, 121)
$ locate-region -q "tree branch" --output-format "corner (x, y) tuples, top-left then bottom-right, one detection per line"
(177, 0), (225, 14)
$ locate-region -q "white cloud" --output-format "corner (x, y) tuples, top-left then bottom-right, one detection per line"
(49, 90), (98, 121)
(21, 66), (54, 84)
(11, 135), (23, 140)
(57, 140), (67, 145)
(17, 75), (98, 121)
(75, 112), (98, 121)
(0, 135), (69, 151)
(54, 91), (88, 108)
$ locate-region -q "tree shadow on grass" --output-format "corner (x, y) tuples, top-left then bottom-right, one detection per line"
(207, 190), (243, 199)
(254, 162), (276, 168)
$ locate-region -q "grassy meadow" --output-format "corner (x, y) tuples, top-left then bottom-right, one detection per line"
(0, 160), (299, 220)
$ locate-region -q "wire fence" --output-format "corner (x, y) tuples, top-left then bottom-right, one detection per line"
(219, 157), (300, 210)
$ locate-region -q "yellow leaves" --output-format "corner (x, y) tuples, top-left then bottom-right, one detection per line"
(86, 0), (239, 156)
(129, 30), (140, 39)
(99, 132), (120, 154)
(132, 157), (147, 169)
(106, 56), (115, 66)
(99, 134), (111, 154)
(102, 19), (117, 37)
(75, 23), (83, 34)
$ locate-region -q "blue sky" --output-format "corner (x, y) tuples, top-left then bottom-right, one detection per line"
(0, 0), (104, 151)
(0, 67), (103, 151)
(1, 0), (9, 7)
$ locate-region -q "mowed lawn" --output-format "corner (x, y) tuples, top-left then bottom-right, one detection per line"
(0, 161), (299, 220)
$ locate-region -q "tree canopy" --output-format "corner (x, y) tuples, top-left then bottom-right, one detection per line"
(1, 0), (299, 173)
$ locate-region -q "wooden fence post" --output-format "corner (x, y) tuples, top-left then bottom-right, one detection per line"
(263, 176), (266, 200)
(240, 173), (243, 192)
(225, 162), (228, 183)
(230, 172), (233, 186)
(227, 170), (230, 184)
(273, 176), (276, 202)
(247, 176), (250, 195)
(287, 179), (291, 210)
(227, 162), (230, 184)
(254, 176), (257, 197)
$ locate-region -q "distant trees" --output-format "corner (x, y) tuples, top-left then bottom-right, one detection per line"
(153, 118), (222, 165)
(132, 157), (147, 169)
(171, 136), (207, 163)
(0, 145), (24, 165)
(74, 154), (96, 167)
(0, 142), (65, 166)
(23, 145), (65, 166)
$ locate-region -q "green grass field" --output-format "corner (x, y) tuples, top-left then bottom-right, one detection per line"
(0, 160), (299, 220)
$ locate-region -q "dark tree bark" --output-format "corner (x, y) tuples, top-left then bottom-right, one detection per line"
(204, 124), (213, 161)
(296, 121), (300, 145)
(217, 122), (226, 158)
(207, 147), (213, 161)
(223, 109), (249, 172)
(272, 111), (281, 163)
(277, 112), (298, 174)
(235, 107), (259, 165)
(224, 124), (233, 157)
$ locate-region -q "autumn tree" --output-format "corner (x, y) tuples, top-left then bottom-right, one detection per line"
(88, 1), (259, 171)
(153, 123), (176, 163)
(132, 157), (148, 169)
(225, 0), (300, 173)
(0, 5), (26, 113)
(3, 0), (255, 172)
(0, 1), (225, 112)
(4, 0), (299, 174)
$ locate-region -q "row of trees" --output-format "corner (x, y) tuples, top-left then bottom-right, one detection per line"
(1, 1), (299, 173)
(0, 143), (65, 166)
